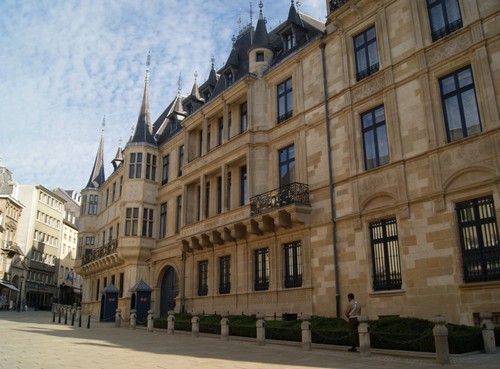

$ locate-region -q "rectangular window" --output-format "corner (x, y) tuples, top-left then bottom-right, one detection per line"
(205, 181), (210, 218)
(198, 129), (203, 157)
(439, 66), (481, 142)
(129, 153), (143, 179)
(277, 78), (293, 123)
(96, 279), (100, 301)
(279, 144), (295, 187)
(284, 241), (302, 288)
(162, 155), (170, 185)
(427, 0), (462, 42)
(175, 195), (182, 234)
(456, 196), (500, 283)
(112, 182), (116, 202)
(125, 207), (139, 236)
(240, 102), (247, 132)
(178, 145), (184, 177)
(197, 186), (201, 222)
(159, 202), (167, 238)
(119, 272), (124, 297)
(216, 176), (222, 215)
(88, 195), (98, 215)
(256, 51), (264, 62)
(370, 218), (402, 291)
(362, 105), (389, 170)
(207, 124), (211, 152)
(240, 165), (247, 206)
(119, 176), (123, 196)
(354, 26), (379, 81)
(198, 260), (209, 296)
(105, 189), (109, 207)
(284, 32), (295, 50)
(142, 208), (154, 237)
(228, 114), (232, 140)
(146, 153), (157, 181)
(218, 118), (223, 146)
(254, 248), (269, 291)
(219, 255), (231, 294)
(227, 172), (232, 210)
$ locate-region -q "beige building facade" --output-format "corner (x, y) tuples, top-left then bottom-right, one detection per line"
(77, 0), (500, 326)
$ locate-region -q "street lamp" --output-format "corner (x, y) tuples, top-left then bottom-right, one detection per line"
(16, 275), (24, 312)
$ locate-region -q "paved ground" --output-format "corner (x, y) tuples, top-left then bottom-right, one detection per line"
(0, 310), (498, 369)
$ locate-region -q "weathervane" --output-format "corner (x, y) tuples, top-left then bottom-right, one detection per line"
(177, 73), (182, 94)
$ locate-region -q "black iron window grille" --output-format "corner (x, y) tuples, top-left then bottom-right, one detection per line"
(284, 241), (302, 288)
(329, 0), (349, 12)
(370, 218), (402, 291)
(254, 248), (270, 291)
(198, 260), (208, 296)
(219, 255), (231, 294)
(456, 196), (500, 283)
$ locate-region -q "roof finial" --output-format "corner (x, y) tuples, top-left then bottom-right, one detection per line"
(232, 34), (236, 46)
(177, 73), (182, 94)
(250, 1), (253, 25)
(194, 71), (198, 84)
(102, 115), (106, 134)
(211, 55), (215, 69)
(259, 0), (263, 19)
(118, 137), (122, 147)
(296, 1), (301, 12)
(238, 10), (242, 32)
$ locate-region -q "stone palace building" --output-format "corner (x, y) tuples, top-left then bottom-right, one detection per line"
(76, 0), (500, 326)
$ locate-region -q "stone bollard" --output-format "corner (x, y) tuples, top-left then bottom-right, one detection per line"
(480, 312), (496, 354)
(58, 305), (62, 324)
(256, 312), (266, 346)
(71, 307), (76, 326)
(147, 310), (154, 332)
(191, 313), (200, 337)
(115, 308), (122, 328)
(220, 311), (230, 341)
(64, 306), (69, 325)
(77, 307), (81, 328)
(130, 309), (137, 330)
(167, 310), (175, 335)
(301, 313), (312, 351)
(433, 315), (450, 364)
(357, 316), (371, 357)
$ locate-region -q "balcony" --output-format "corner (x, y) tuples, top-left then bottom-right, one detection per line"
(250, 182), (310, 216)
(180, 183), (311, 252)
(329, 0), (349, 12)
(79, 239), (122, 275)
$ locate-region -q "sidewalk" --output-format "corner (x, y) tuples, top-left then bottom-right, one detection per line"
(0, 310), (498, 369)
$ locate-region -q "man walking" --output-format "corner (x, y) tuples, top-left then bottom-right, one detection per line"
(345, 293), (361, 352)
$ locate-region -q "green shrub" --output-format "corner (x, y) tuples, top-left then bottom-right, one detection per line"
(447, 323), (483, 354)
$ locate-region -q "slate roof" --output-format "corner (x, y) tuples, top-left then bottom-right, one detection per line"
(85, 130), (105, 189)
(129, 279), (153, 292)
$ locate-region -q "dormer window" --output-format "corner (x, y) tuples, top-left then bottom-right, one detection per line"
(283, 30), (296, 51)
(256, 52), (264, 62)
(186, 103), (193, 114)
(226, 71), (234, 87)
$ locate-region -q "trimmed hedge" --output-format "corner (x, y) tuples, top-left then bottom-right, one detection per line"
(153, 314), (493, 354)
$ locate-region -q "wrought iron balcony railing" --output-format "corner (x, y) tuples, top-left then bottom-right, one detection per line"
(330, 0), (349, 12)
(82, 239), (118, 265)
(250, 182), (310, 216)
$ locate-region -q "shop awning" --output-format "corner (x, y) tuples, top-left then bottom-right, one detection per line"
(0, 281), (20, 292)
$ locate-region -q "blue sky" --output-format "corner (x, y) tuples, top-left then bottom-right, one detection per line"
(0, 0), (326, 192)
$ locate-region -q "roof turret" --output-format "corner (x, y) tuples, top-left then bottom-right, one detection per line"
(85, 119), (106, 189)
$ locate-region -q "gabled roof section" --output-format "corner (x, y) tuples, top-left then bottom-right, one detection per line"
(85, 124), (106, 189)
(152, 93), (186, 145)
(128, 53), (156, 147)
(111, 143), (124, 171)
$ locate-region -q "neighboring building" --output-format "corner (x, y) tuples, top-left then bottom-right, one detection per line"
(53, 189), (82, 305)
(77, 0), (500, 326)
(0, 161), (25, 308)
(17, 185), (65, 308)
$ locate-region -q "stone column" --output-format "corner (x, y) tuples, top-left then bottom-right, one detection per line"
(115, 308), (122, 328)
(357, 316), (371, 357)
(433, 315), (450, 364)
(301, 314), (312, 351)
(147, 310), (154, 332)
(256, 313), (266, 346)
(167, 310), (175, 335)
(480, 312), (496, 354)
(221, 311), (230, 341)
(191, 314), (200, 337)
(130, 309), (137, 330)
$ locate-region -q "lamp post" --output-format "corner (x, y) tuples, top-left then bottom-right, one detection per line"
(16, 275), (24, 312)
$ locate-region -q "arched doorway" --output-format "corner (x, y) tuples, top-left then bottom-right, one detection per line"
(160, 266), (178, 316)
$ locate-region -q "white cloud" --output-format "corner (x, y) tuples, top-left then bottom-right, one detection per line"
(0, 0), (326, 191)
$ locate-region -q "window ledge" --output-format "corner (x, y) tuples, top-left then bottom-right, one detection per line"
(459, 281), (500, 291)
(368, 289), (406, 298)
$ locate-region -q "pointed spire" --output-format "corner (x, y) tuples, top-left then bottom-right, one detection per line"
(252, 1), (270, 48)
(129, 52), (156, 146)
(85, 119), (106, 189)
(190, 71), (202, 100)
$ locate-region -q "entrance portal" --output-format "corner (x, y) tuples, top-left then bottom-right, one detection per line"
(160, 266), (178, 316)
